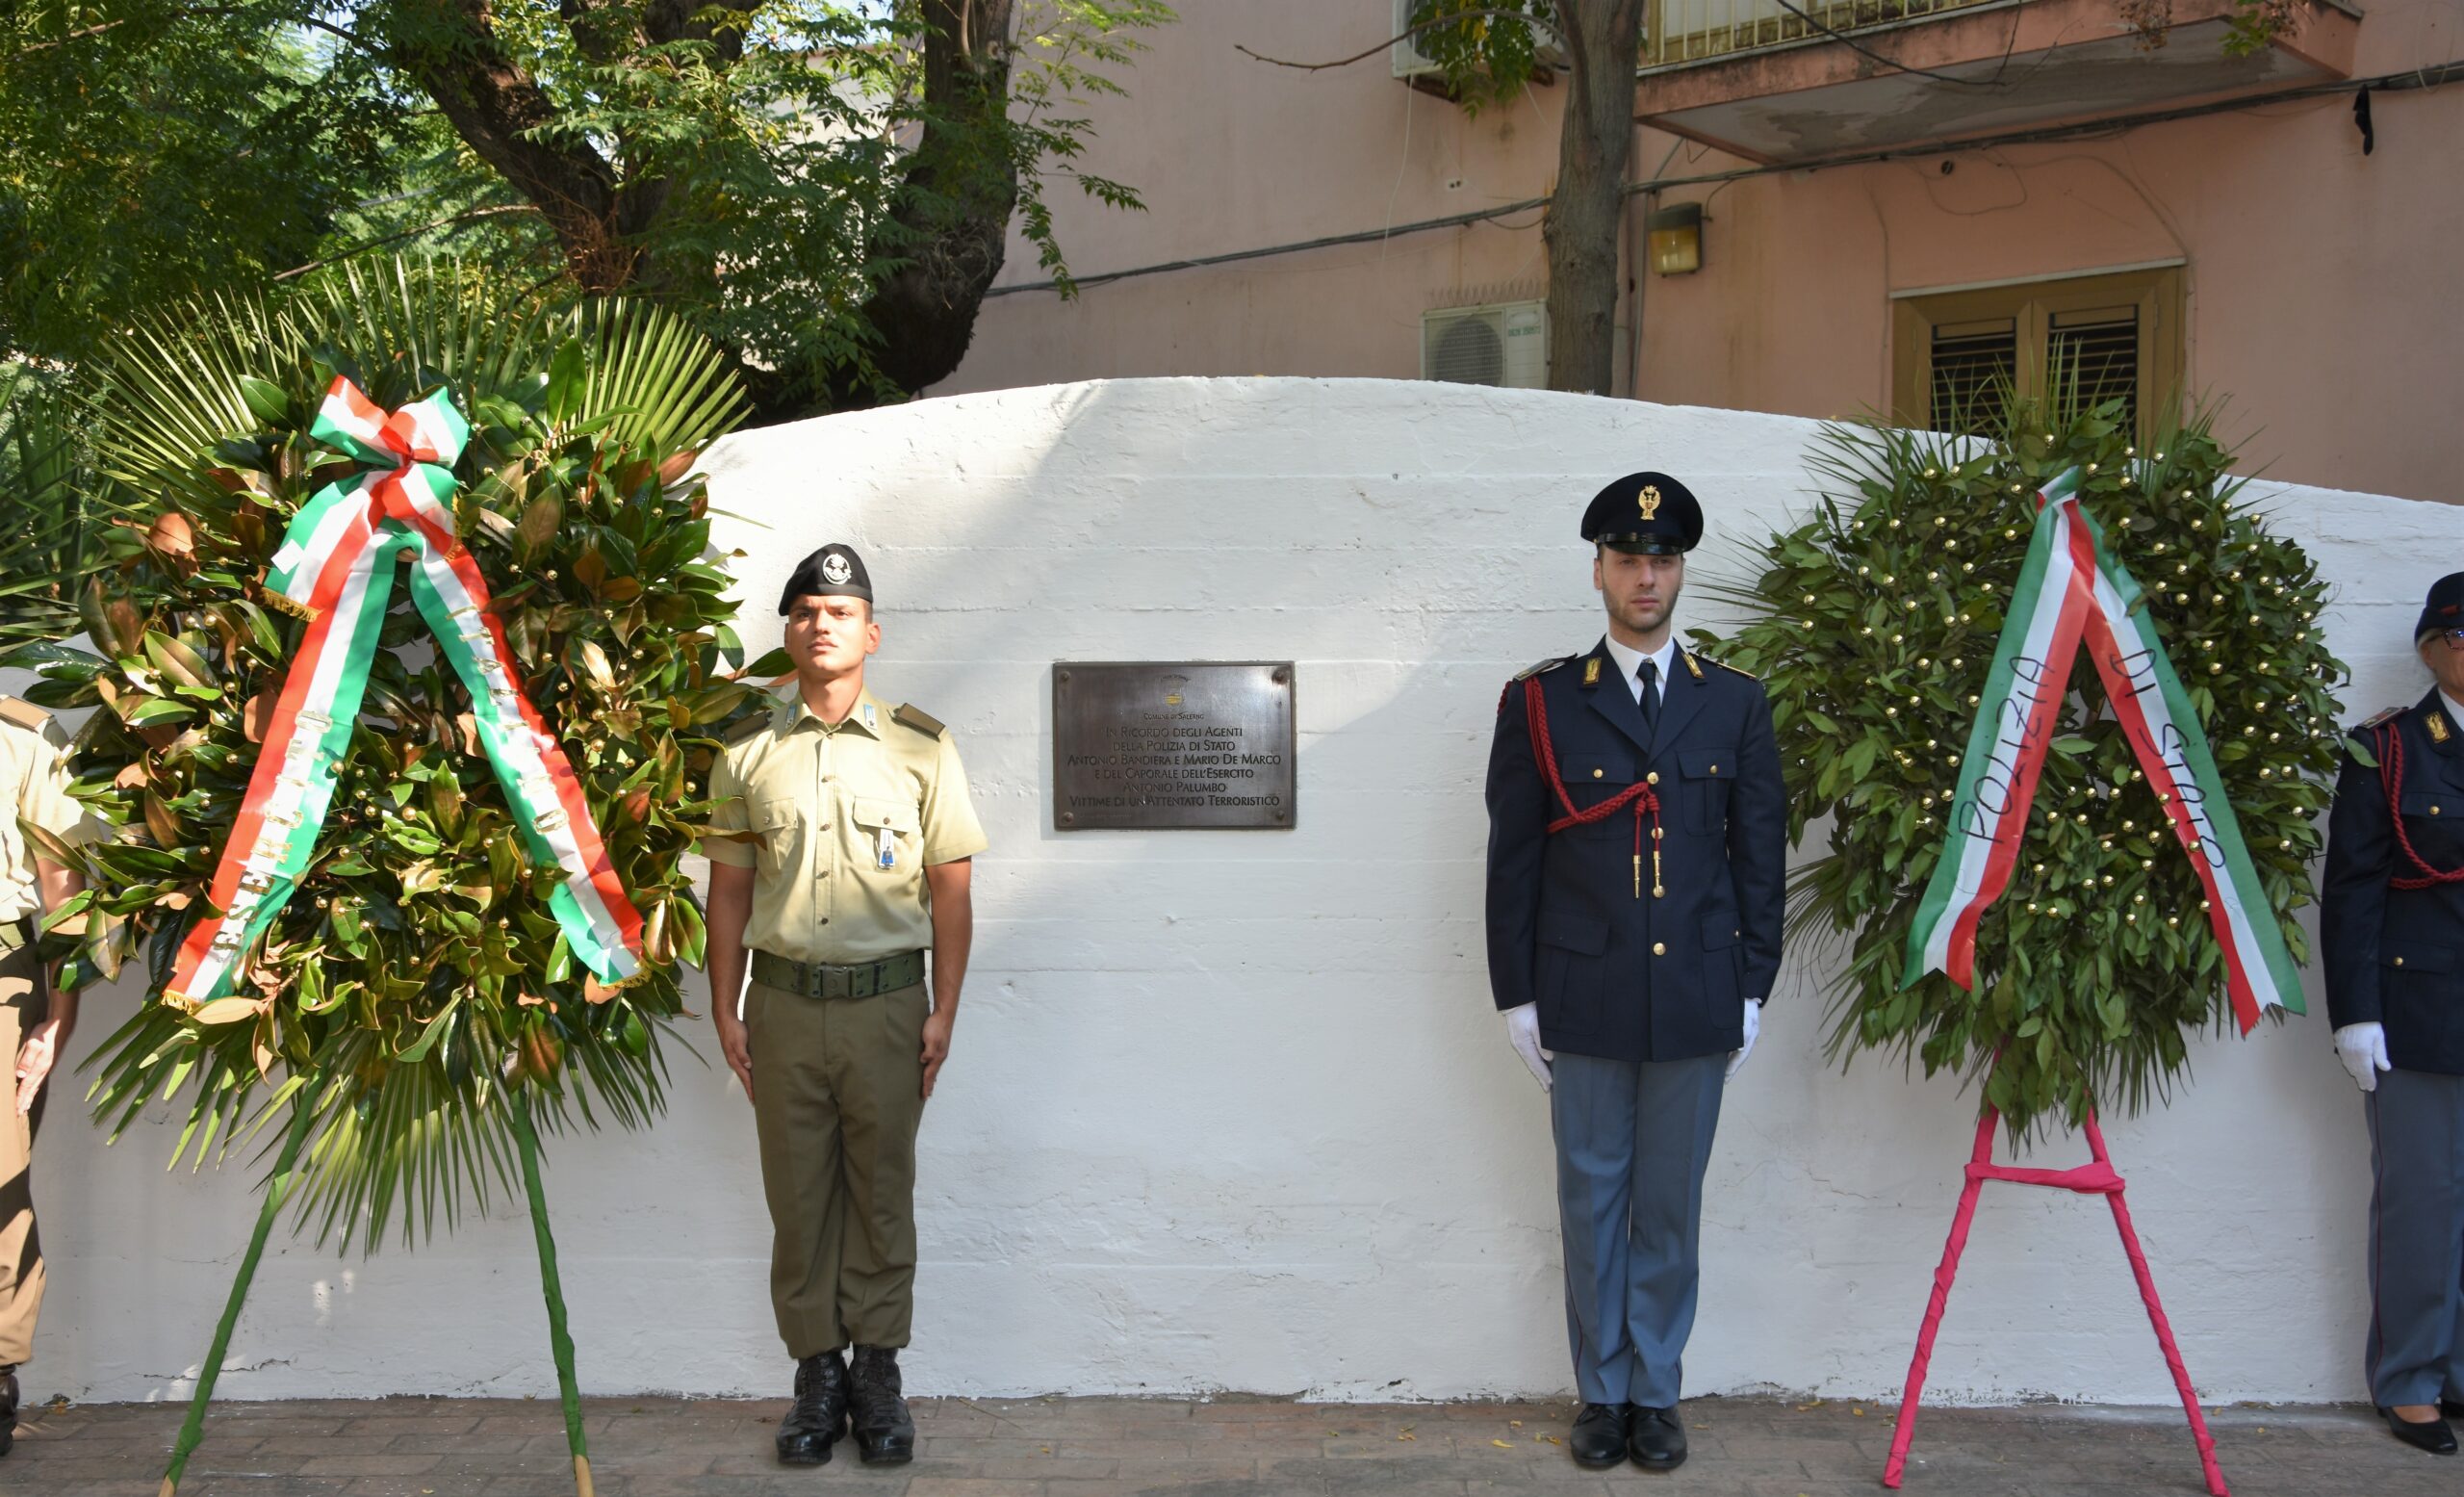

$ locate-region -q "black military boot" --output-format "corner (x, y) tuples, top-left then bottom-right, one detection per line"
(847, 1346), (916, 1465)
(774, 1350), (847, 1466)
(0, 1363), (19, 1458)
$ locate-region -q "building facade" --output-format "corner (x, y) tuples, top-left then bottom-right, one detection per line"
(937, 0), (2463, 504)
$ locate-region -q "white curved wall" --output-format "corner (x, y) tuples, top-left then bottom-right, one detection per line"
(29, 377), (2464, 1406)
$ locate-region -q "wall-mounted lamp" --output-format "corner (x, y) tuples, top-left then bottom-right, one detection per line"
(1648, 200), (1705, 276)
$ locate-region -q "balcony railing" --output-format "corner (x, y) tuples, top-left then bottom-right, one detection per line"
(1643, 0), (2005, 68)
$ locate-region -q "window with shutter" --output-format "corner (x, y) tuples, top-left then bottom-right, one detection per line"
(1891, 267), (2182, 440)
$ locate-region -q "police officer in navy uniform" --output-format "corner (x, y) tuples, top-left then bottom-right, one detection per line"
(2324, 570), (2464, 1457)
(1484, 472), (1785, 1472)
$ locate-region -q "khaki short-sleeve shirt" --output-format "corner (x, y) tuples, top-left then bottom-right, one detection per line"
(702, 688), (987, 965)
(0, 708), (100, 923)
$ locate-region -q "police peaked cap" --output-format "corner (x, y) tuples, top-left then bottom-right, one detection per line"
(1581, 472), (1704, 555)
(2417, 571), (2464, 644)
(779, 543), (872, 613)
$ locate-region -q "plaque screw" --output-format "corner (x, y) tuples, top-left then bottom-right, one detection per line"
(1271, 667), (1290, 684)
(1057, 670), (1071, 684)
(1061, 812), (1076, 825)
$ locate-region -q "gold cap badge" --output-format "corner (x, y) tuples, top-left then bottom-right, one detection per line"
(1638, 484), (1662, 521)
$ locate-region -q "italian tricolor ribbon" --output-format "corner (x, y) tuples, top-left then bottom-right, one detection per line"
(167, 376), (643, 1010)
(1901, 467), (2302, 1034)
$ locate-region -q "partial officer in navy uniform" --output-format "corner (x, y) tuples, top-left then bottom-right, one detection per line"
(1484, 472), (1785, 1472)
(2324, 570), (2464, 1457)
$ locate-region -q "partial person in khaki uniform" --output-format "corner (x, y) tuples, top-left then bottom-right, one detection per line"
(0, 698), (94, 1458)
(703, 543), (985, 1469)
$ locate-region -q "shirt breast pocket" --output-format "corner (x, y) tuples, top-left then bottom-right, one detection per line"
(851, 794), (923, 871)
(750, 796), (802, 879)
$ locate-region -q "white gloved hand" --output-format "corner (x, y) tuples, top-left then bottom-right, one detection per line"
(2335, 1021), (2391, 1093)
(1503, 1002), (1553, 1091)
(1727, 998), (1761, 1080)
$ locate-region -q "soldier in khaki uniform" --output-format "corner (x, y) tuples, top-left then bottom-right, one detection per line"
(0, 697), (94, 1458)
(703, 544), (985, 1469)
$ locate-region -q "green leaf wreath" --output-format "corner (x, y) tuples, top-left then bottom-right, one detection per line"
(15, 260), (771, 1247)
(1695, 395), (2345, 1133)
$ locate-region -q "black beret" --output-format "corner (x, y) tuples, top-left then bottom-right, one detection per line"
(2416, 571), (2464, 645)
(779, 543), (872, 614)
(1580, 471), (1704, 555)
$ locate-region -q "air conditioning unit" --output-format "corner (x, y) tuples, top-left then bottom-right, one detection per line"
(1422, 300), (1549, 389)
(1392, 0), (1568, 81)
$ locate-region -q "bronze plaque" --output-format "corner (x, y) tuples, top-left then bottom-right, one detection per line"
(1053, 662), (1296, 830)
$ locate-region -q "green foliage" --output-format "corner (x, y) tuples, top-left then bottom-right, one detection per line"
(1, 0), (1172, 411)
(0, 2), (424, 364)
(1693, 395), (2344, 1134)
(0, 366), (139, 652)
(1404, 0), (1561, 113)
(25, 259), (764, 1251)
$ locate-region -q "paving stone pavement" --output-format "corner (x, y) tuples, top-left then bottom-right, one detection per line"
(3, 1393), (2448, 1496)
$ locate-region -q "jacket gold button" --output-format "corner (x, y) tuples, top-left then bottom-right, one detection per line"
(1709, 763), (1719, 774)
(1647, 771), (1660, 785)
(1593, 768), (1604, 779)
(2396, 956), (2405, 967)
(1652, 942), (1666, 956)
(2433, 806), (2443, 815)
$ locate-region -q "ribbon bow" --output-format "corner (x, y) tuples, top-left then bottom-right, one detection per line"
(170, 376), (643, 1011)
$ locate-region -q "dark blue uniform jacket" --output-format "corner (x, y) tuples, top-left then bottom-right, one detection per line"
(1484, 639), (1788, 1063)
(2324, 688), (2464, 1075)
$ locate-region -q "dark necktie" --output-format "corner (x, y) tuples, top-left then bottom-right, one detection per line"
(1637, 659), (1660, 737)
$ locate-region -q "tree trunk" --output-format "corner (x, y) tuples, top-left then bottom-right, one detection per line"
(1544, 0), (1648, 396)
(819, 0), (1022, 412)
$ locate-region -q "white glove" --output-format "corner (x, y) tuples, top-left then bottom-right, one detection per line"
(1727, 998), (1761, 1080)
(2335, 1021), (2391, 1093)
(1503, 1002), (1553, 1090)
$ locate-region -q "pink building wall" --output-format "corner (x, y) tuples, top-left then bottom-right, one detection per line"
(937, 1), (2463, 503)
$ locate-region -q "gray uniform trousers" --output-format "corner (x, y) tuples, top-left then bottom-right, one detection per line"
(1551, 1050), (1726, 1408)
(2366, 1067), (2464, 1408)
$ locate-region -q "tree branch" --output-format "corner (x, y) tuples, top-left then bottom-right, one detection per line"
(1235, 8), (1556, 71)
(271, 203), (542, 281)
(386, 0), (629, 287)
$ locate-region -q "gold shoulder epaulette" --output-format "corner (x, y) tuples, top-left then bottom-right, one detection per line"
(1513, 657), (1570, 682)
(0, 697), (49, 735)
(722, 710), (772, 745)
(892, 703), (946, 738)
(2357, 706), (2405, 732)
(1702, 655), (1760, 681)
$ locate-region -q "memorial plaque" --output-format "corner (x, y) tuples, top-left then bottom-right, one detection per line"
(1053, 662), (1296, 830)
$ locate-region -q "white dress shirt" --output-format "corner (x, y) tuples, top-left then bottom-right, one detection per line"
(1601, 634), (1675, 706)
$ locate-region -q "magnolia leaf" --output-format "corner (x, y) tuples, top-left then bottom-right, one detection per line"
(578, 640), (615, 691)
(191, 995), (266, 1027)
(237, 375), (291, 426)
(514, 492), (564, 563)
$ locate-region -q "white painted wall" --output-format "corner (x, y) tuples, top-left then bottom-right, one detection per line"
(28, 378), (2464, 1407)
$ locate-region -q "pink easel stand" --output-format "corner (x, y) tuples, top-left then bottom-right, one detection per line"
(1881, 1099), (2228, 1496)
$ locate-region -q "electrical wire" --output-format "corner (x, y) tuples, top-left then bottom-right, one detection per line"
(987, 58), (2464, 299)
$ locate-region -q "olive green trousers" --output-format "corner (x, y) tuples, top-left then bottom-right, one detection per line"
(745, 977), (928, 1359)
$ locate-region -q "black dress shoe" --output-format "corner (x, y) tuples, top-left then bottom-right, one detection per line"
(848, 1346), (916, 1465)
(1568, 1402), (1629, 1469)
(1628, 1404), (1688, 1470)
(775, 1350), (848, 1466)
(2379, 1406), (2458, 1456)
(0, 1364), (18, 1458)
